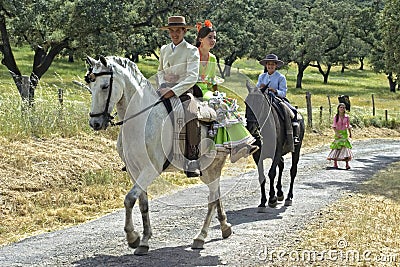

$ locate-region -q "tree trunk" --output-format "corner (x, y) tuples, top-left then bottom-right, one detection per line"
(0, 14), (21, 76)
(215, 56), (224, 79)
(223, 64), (232, 77)
(68, 51), (74, 63)
(296, 67), (304, 89)
(2, 11), (69, 105)
(387, 72), (396, 92)
(311, 61), (331, 84)
(223, 52), (237, 78)
(296, 61), (309, 89)
(359, 56), (364, 70)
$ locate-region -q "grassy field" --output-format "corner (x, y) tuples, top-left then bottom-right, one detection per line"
(1, 46), (400, 247)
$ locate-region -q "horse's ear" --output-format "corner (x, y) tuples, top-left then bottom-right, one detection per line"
(99, 55), (107, 67)
(246, 80), (257, 93)
(86, 56), (96, 67)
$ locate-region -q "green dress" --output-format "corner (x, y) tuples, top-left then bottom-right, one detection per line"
(327, 115), (353, 161)
(196, 52), (254, 151)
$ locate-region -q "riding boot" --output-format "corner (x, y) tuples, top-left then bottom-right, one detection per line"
(292, 121), (300, 144)
(185, 145), (201, 177)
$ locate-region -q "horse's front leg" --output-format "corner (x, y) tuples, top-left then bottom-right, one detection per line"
(193, 159), (230, 249)
(276, 157), (285, 201)
(255, 158), (268, 213)
(192, 200), (217, 249)
(133, 191), (152, 255)
(286, 151), (300, 206)
(268, 161), (278, 208)
(258, 180), (267, 213)
(124, 184), (141, 250)
(216, 199), (232, 239)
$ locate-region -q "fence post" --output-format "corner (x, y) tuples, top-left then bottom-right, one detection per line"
(385, 110), (388, 121)
(306, 91), (312, 128)
(327, 95), (332, 117)
(58, 88), (64, 106)
(372, 94), (375, 116)
(319, 106), (323, 125)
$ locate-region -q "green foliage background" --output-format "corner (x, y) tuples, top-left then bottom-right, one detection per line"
(1, 46), (399, 142)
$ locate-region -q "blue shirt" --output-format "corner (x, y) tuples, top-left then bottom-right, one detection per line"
(256, 71), (287, 98)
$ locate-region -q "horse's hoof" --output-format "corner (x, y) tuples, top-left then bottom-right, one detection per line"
(128, 237), (141, 249)
(284, 199), (293, 206)
(277, 193), (284, 201)
(257, 206), (267, 213)
(268, 197), (278, 208)
(134, 245), (149, 255)
(192, 239), (205, 249)
(222, 225), (232, 239)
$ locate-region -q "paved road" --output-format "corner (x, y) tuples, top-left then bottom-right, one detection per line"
(1, 139), (400, 267)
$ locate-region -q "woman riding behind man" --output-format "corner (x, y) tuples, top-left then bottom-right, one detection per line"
(195, 20), (258, 163)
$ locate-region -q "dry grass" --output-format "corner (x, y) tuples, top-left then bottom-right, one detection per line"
(268, 129), (400, 266)
(0, 127), (399, 248)
(281, 162), (400, 266)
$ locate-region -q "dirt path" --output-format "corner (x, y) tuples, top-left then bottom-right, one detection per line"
(1, 139), (400, 267)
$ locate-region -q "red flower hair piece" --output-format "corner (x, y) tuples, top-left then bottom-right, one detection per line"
(204, 20), (212, 28)
(196, 20), (213, 32)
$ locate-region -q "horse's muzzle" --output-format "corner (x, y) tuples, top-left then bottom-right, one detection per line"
(89, 116), (109, 131)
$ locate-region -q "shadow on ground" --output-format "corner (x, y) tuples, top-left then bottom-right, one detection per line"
(73, 245), (218, 267)
(305, 155), (400, 195)
(224, 205), (288, 227)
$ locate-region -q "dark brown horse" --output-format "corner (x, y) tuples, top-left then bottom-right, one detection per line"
(245, 81), (305, 212)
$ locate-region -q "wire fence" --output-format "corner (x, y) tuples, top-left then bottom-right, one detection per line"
(300, 92), (400, 130)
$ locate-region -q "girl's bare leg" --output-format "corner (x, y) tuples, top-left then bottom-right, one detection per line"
(345, 159), (350, 169)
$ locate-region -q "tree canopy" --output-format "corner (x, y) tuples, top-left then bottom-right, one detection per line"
(0, 0), (398, 102)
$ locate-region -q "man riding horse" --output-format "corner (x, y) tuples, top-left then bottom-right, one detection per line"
(157, 16), (202, 177)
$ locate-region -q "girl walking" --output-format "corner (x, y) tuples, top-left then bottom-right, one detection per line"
(327, 103), (354, 169)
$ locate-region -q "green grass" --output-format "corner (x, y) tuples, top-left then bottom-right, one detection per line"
(1, 47), (399, 141)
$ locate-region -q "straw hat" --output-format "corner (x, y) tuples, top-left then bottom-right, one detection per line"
(259, 54), (284, 68)
(160, 16), (194, 30)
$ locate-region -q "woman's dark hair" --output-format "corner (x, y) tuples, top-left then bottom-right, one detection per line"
(195, 27), (215, 48)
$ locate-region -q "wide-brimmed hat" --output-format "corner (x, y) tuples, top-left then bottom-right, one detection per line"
(259, 54), (284, 68)
(160, 16), (194, 30)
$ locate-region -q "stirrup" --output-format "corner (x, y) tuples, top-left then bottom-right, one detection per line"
(248, 145), (259, 156)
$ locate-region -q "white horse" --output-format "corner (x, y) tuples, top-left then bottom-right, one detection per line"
(85, 55), (232, 255)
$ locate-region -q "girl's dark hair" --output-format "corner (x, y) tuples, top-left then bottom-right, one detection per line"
(335, 103), (346, 122)
(195, 27), (215, 48)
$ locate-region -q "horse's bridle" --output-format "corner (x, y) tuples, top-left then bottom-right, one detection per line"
(85, 66), (166, 127)
(85, 68), (116, 125)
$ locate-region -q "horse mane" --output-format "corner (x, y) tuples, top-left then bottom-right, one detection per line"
(106, 56), (153, 91)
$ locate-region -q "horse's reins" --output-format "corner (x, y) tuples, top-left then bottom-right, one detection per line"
(85, 68), (165, 127)
(254, 82), (273, 129)
(113, 98), (165, 126)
